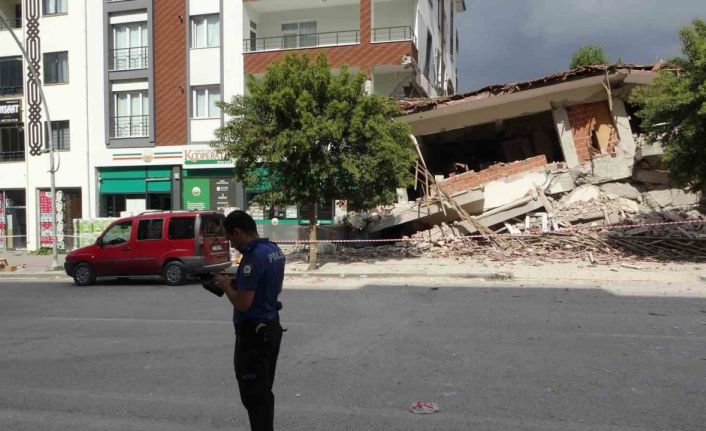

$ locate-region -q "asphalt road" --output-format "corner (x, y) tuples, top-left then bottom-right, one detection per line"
(0, 278), (705, 431)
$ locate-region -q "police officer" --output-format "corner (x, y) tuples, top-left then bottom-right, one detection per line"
(216, 210), (285, 431)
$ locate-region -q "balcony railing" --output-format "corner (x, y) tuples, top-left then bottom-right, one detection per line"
(109, 46), (149, 71)
(372, 26), (415, 43)
(0, 151), (25, 162)
(0, 17), (22, 31)
(244, 30), (360, 53)
(0, 85), (22, 96)
(111, 115), (149, 139)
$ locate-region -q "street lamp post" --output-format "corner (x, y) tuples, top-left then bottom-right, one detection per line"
(0, 13), (60, 270)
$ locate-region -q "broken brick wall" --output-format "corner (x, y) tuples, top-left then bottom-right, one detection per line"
(566, 102), (620, 163)
(439, 155), (548, 196)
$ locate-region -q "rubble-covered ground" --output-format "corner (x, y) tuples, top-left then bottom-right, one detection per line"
(290, 179), (706, 265)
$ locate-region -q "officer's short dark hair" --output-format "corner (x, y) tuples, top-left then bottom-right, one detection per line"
(224, 210), (258, 235)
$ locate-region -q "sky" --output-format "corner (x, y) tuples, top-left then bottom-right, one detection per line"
(456, 0), (706, 92)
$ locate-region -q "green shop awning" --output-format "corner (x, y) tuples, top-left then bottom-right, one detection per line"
(99, 167), (172, 194)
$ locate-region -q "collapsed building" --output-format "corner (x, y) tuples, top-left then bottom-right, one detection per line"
(352, 64), (706, 260)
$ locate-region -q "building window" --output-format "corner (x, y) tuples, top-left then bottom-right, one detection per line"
(111, 22), (148, 71)
(191, 85), (220, 119)
(281, 21), (317, 49)
(0, 126), (24, 162)
(112, 89), (149, 138)
(46, 121), (70, 151)
(191, 14), (220, 48)
(43, 0), (67, 15)
(43, 51), (68, 84)
(0, 57), (22, 95)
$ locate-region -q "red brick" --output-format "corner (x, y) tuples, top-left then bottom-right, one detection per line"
(154, 0), (187, 146)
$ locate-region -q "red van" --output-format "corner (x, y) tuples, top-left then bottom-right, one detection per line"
(65, 211), (231, 286)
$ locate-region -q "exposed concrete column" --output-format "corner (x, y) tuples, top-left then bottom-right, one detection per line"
(611, 97), (637, 161)
(551, 106), (580, 169)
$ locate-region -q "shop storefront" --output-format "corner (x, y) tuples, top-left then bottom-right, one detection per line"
(243, 167), (335, 226)
(98, 166), (175, 217)
(182, 168), (240, 212)
(0, 189), (26, 250)
(37, 188), (82, 250)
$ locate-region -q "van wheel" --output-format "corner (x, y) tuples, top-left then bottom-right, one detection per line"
(73, 263), (96, 286)
(163, 261), (187, 286)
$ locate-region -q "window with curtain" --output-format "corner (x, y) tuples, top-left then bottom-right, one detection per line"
(191, 14), (220, 48)
(43, 51), (68, 84)
(281, 21), (317, 49)
(43, 0), (67, 15)
(191, 85), (220, 119)
(112, 90), (149, 138)
(45, 121), (70, 151)
(112, 22), (148, 70)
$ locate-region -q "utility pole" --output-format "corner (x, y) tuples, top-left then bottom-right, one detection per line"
(0, 13), (60, 270)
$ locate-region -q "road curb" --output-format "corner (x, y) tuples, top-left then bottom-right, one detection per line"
(285, 271), (514, 280)
(0, 271), (514, 281)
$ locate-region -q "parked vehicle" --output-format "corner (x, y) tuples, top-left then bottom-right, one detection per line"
(65, 211), (231, 286)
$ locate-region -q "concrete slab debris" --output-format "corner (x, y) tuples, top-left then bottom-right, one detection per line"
(644, 189), (702, 210)
(600, 183), (641, 201)
(545, 172), (576, 195)
(633, 169), (672, 185)
(560, 185), (601, 207)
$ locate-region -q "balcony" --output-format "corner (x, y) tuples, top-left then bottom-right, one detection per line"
(372, 26), (414, 43)
(111, 115), (149, 139)
(0, 84), (22, 96)
(0, 17), (21, 31)
(0, 150), (24, 162)
(109, 46), (149, 71)
(244, 30), (360, 53)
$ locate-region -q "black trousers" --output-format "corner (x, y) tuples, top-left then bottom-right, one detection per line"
(234, 319), (283, 431)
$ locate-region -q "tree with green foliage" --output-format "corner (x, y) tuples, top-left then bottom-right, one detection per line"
(570, 45), (610, 68)
(630, 18), (706, 190)
(215, 54), (417, 270)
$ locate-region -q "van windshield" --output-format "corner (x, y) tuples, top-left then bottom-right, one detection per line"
(202, 214), (225, 237)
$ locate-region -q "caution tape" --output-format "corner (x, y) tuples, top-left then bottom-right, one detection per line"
(275, 218), (706, 244)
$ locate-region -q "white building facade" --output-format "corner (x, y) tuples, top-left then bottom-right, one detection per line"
(0, 0), (464, 250)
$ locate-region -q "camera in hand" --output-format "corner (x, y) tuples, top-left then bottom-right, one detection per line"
(201, 275), (225, 297)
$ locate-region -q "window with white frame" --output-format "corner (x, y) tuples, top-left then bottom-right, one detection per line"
(191, 14), (220, 48)
(45, 121), (70, 151)
(281, 21), (316, 49)
(43, 51), (68, 84)
(191, 85), (220, 119)
(43, 0), (67, 15)
(112, 90), (149, 138)
(111, 22), (148, 70)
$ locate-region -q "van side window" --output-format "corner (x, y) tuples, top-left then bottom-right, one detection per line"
(202, 214), (225, 237)
(137, 219), (164, 241)
(103, 221), (133, 246)
(168, 217), (195, 240)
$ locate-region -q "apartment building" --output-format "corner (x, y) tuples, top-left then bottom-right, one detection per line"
(0, 0), (102, 251)
(0, 0), (464, 249)
(244, 0), (465, 98)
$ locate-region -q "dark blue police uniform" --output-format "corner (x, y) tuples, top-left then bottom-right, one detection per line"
(232, 238), (285, 431)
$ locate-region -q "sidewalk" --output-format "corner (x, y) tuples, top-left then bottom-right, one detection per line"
(2, 251), (704, 284)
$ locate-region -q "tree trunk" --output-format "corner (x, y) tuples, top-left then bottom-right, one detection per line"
(307, 204), (318, 271)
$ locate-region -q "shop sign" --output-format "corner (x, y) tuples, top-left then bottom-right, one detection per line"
(184, 149), (231, 166)
(112, 150), (182, 164)
(0, 200), (5, 249)
(211, 177), (237, 212)
(183, 178), (210, 211)
(0, 100), (20, 124)
(39, 190), (65, 249)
